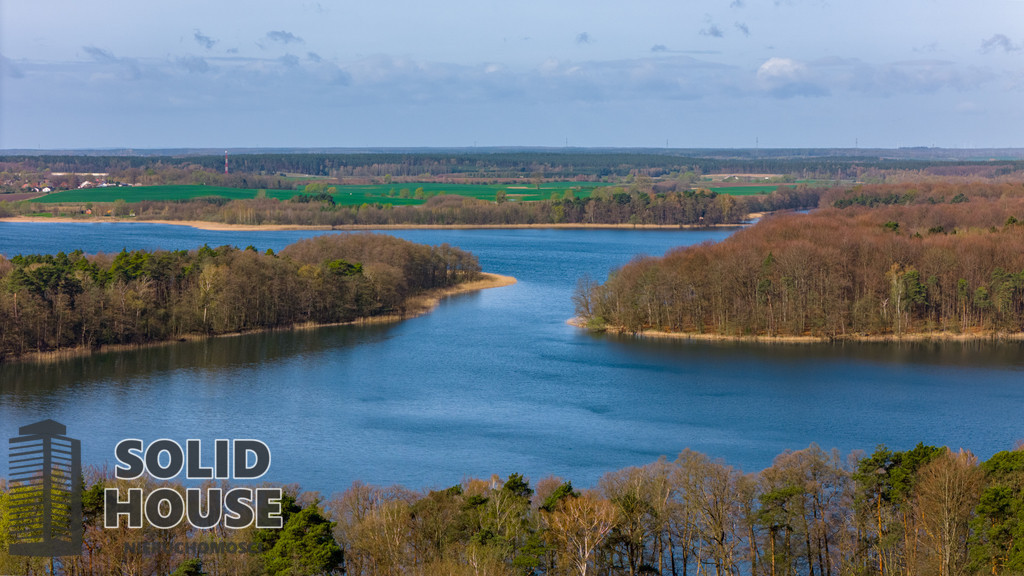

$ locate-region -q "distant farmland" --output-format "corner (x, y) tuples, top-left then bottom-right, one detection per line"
(29, 181), (792, 206)
(706, 184), (783, 196)
(31, 182), (613, 205)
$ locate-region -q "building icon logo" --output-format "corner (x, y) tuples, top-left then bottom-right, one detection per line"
(7, 419), (83, 557)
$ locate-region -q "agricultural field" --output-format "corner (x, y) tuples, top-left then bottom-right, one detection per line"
(705, 184), (784, 196)
(27, 180), (796, 206)
(0, 192), (46, 202)
(31, 182), (612, 205)
(325, 182), (609, 203)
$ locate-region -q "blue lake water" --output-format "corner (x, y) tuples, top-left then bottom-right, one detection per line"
(1, 222), (1023, 494)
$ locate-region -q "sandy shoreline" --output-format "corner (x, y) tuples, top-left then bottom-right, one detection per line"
(6, 273), (516, 365)
(0, 216), (743, 232)
(566, 318), (1024, 344)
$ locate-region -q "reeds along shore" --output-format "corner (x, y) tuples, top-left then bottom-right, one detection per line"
(570, 317), (1024, 344)
(573, 315), (1024, 342)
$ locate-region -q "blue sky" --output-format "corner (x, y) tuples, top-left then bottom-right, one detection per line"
(1, 0), (1022, 149)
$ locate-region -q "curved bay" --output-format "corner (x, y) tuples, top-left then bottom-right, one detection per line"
(1, 223), (1023, 491)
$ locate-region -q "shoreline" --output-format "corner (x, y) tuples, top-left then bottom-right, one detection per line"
(566, 318), (1024, 344)
(6, 273), (516, 365)
(0, 216), (746, 232)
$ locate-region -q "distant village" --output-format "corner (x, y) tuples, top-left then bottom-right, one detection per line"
(3, 172), (136, 196)
(16, 173), (135, 194)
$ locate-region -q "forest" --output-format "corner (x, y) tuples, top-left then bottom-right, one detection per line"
(4, 152), (1023, 197)
(0, 234), (481, 362)
(2, 441), (1024, 576)
(576, 181), (1024, 339)
(6, 151), (1021, 185)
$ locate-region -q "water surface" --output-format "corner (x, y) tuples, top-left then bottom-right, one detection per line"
(1, 223), (1022, 492)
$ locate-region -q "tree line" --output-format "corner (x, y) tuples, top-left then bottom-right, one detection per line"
(577, 184), (1024, 338)
(5, 153), (1023, 192)
(7, 187), (823, 227)
(0, 234), (481, 362)
(3, 442), (1023, 576)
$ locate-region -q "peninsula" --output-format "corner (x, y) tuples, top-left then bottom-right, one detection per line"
(0, 233), (513, 363)
(574, 181), (1024, 342)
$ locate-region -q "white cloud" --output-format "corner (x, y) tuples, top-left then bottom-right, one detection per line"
(754, 56), (997, 99)
(824, 58), (996, 95)
(756, 57), (827, 97)
(1, 39), (1019, 148)
(2, 0), (1022, 148)
(757, 57), (805, 80)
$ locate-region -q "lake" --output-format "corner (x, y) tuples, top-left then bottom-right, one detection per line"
(2, 222), (1023, 494)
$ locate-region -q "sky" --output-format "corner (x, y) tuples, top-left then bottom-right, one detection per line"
(1, 0), (1022, 150)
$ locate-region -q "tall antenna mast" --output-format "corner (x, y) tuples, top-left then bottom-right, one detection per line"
(224, 150), (229, 174)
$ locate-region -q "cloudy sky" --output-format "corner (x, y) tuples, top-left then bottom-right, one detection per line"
(1, 0), (1022, 149)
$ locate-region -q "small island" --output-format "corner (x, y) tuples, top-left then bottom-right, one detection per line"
(574, 181), (1024, 342)
(0, 233), (513, 363)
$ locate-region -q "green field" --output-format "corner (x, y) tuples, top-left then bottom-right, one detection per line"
(31, 181), (784, 206)
(706, 185), (783, 196)
(32, 182), (610, 205)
